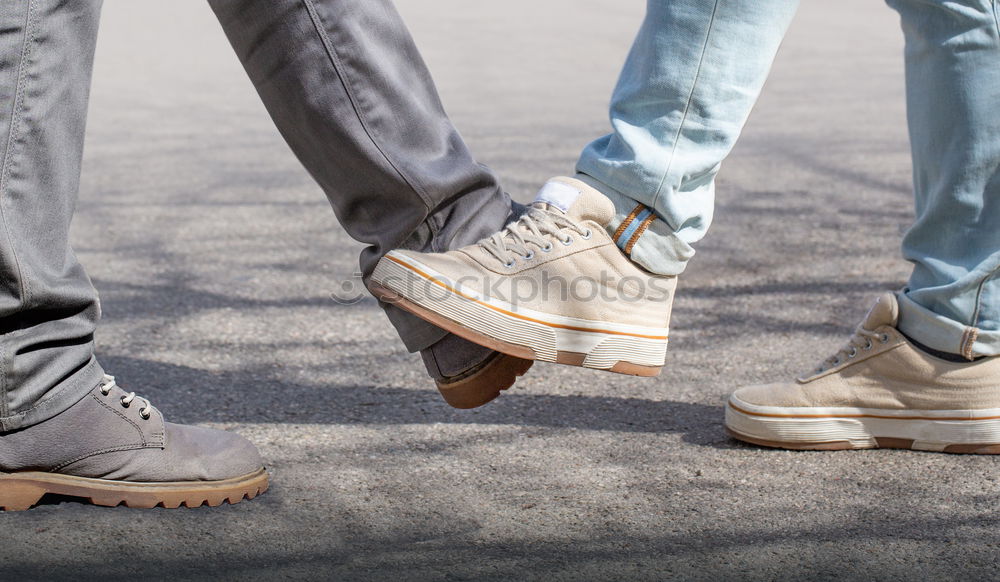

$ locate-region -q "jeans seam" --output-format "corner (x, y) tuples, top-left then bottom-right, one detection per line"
(298, 0), (436, 215)
(0, 0), (38, 419)
(993, 0), (999, 36)
(649, 0), (721, 212)
(970, 263), (1000, 329)
(961, 261), (1000, 358)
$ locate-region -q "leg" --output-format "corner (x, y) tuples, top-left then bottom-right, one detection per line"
(727, 1), (1000, 455)
(888, 0), (1000, 360)
(0, 0), (105, 431)
(207, 0), (513, 352)
(368, 0), (798, 375)
(577, 0), (799, 276)
(209, 0), (532, 407)
(0, 1), (266, 511)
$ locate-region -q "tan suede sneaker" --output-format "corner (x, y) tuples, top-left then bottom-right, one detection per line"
(369, 177), (677, 376)
(726, 293), (1000, 454)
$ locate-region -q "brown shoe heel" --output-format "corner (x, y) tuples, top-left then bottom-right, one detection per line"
(437, 353), (533, 409)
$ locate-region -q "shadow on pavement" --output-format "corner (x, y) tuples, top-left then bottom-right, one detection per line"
(7, 509), (1000, 582)
(98, 354), (733, 449)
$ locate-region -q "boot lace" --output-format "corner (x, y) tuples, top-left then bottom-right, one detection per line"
(99, 374), (153, 420)
(479, 207), (592, 267)
(814, 326), (891, 375)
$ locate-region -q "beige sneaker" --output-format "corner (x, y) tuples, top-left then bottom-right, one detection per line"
(726, 293), (1000, 454)
(369, 177), (677, 376)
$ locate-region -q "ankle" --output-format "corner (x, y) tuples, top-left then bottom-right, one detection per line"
(572, 174), (691, 277)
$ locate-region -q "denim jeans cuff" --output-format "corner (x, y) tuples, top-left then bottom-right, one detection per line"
(897, 291), (1000, 359)
(0, 357), (104, 432)
(574, 173), (693, 276)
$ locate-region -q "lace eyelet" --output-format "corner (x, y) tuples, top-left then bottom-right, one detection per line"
(100, 388), (110, 396)
(541, 243), (553, 252)
(522, 251), (535, 261)
(120, 397), (130, 408)
(832, 358), (841, 366)
(561, 237), (573, 246)
(864, 340), (873, 350)
(879, 333), (890, 343)
(140, 410), (151, 420)
(849, 348), (858, 358)
(503, 261), (515, 268)
(581, 229), (593, 240)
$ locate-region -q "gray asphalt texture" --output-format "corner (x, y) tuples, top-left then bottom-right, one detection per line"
(5, 1), (997, 581)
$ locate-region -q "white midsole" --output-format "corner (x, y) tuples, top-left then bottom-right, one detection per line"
(372, 252), (668, 369)
(726, 395), (1000, 450)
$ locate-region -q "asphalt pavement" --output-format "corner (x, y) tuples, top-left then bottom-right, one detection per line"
(5, 1), (998, 581)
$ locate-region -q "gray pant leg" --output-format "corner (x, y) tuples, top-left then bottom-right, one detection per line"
(209, 0), (512, 351)
(0, 0), (105, 431)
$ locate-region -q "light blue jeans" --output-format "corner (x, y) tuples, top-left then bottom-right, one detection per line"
(577, 0), (1000, 359)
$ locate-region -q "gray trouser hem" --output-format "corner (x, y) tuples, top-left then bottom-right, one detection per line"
(0, 357), (103, 432)
(382, 305), (449, 352)
(379, 184), (514, 353)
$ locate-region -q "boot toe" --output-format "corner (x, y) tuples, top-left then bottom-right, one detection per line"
(163, 422), (264, 481)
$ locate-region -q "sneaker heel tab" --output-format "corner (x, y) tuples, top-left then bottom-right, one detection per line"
(863, 293), (900, 329)
(533, 179), (583, 213)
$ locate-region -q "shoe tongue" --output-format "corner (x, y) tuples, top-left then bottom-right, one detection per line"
(861, 293), (900, 330)
(531, 177), (615, 226)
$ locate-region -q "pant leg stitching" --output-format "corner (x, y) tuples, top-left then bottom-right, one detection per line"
(993, 0), (999, 36)
(957, 255), (1000, 359)
(649, 0), (722, 212)
(961, 327), (979, 360)
(0, 0), (38, 420)
(299, 0), (436, 213)
(0, 0), (36, 306)
(970, 262), (1000, 325)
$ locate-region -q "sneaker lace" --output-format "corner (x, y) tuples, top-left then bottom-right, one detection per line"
(479, 207), (591, 267)
(99, 374), (153, 420)
(814, 325), (891, 374)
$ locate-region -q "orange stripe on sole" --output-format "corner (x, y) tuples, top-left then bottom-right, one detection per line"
(728, 401), (1000, 422)
(383, 254), (668, 341)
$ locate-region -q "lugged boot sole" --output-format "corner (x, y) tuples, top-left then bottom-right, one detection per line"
(0, 468), (269, 511)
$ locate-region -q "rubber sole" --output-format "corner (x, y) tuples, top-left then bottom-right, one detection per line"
(370, 255), (666, 376)
(726, 428), (1000, 454)
(726, 398), (1000, 454)
(437, 352), (534, 409)
(0, 468), (269, 511)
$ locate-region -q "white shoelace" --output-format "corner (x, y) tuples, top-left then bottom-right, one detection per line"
(479, 206), (592, 267)
(99, 374), (153, 420)
(814, 326), (891, 374)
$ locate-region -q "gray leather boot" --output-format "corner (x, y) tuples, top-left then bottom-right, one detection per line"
(0, 375), (267, 510)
